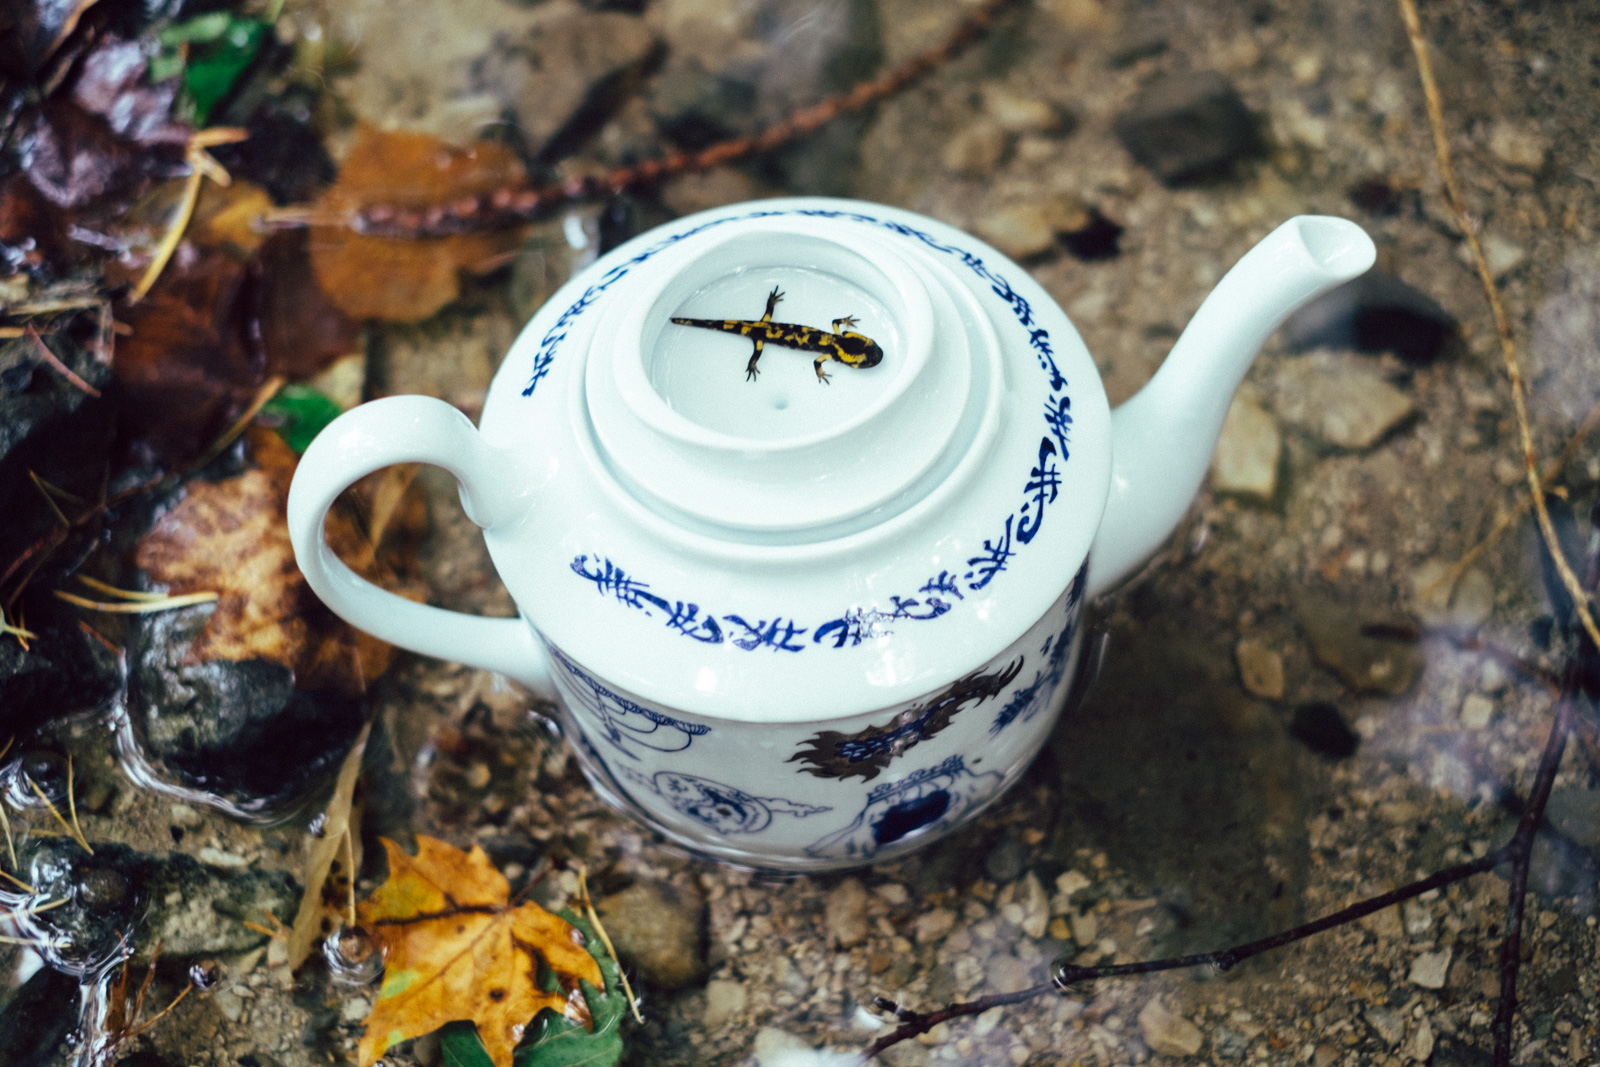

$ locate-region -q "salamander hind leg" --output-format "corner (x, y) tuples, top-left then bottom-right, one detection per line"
(746, 337), (766, 381)
(814, 355), (832, 384)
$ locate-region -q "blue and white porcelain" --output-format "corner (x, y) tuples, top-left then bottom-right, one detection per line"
(287, 198), (1375, 870)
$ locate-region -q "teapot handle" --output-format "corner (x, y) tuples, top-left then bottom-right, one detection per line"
(286, 395), (553, 698)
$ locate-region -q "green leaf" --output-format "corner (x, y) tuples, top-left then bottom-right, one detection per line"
(158, 11), (233, 46)
(441, 1022), (497, 1067)
(182, 17), (268, 125)
(261, 384), (344, 454)
(513, 911), (627, 1067)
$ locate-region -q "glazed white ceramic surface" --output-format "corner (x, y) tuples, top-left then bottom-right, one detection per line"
(287, 197), (1375, 870)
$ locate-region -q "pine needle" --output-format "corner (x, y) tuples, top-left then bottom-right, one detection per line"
(25, 325), (100, 397)
(189, 373), (285, 472)
(29, 778), (92, 855)
(0, 804), (16, 873)
(0, 867), (33, 894)
(54, 590), (219, 614)
(74, 575), (176, 603)
(0, 934), (64, 947)
(66, 756), (86, 853)
(0, 607), (33, 648)
(128, 128), (248, 304)
(576, 864), (644, 1025)
(26, 473), (70, 526)
(2, 898), (68, 920)
(343, 829), (357, 927)
(125, 983), (192, 1040)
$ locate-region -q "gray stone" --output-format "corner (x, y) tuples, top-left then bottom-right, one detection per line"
(475, 11), (663, 158)
(1017, 871), (1049, 939)
(1488, 122), (1549, 171)
(1545, 787), (1600, 849)
(1364, 1007), (1406, 1046)
(595, 880), (708, 990)
(1295, 594), (1424, 695)
(985, 837), (1027, 884)
(914, 907), (957, 944)
(1271, 351), (1415, 450)
(1211, 388), (1281, 502)
(1409, 947), (1452, 989)
(1410, 1017), (1436, 1062)
(982, 87), (1069, 134)
(988, 954), (1033, 994)
(824, 877), (869, 948)
(1113, 71), (1259, 185)
(1459, 234), (1527, 280)
(1235, 637), (1285, 701)
(702, 978), (746, 1028)
(1139, 999), (1204, 1057)
(1211, 1025), (1249, 1058)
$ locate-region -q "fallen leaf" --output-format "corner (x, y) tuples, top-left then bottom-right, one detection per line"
(357, 836), (604, 1067)
(288, 723), (369, 970)
(132, 427), (405, 694)
(308, 126), (529, 323)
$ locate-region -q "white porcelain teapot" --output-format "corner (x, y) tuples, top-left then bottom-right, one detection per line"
(287, 198), (1375, 870)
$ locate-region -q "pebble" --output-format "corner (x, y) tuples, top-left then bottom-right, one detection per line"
(1295, 594), (1424, 695)
(752, 1027), (812, 1066)
(1447, 568), (1496, 630)
(982, 87), (1067, 134)
(985, 837), (1027, 884)
(1271, 351), (1415, 450)
(1409, 947), (1452, 989)
(975, 204), (1057, 260)
(1017, 871), (1049, 939)
(1113, 71), (1259, 185)
(1410, 1016), (1435, 1062)
(875, 882), (910, 905)
(1364, 1007), (1406, 1046)
(1138, 999), (1204, 1057)
(703, 978), (747, 1028)
(824, 878), (869, 948)
(1284, 271), (1455, 364)
(915, 908), (957, 944)
(1069, 909), (1098, 946)
(1235, 637), (1285, 700)
(1459, 233), (1527, 279)
(1211, 388), (1281, 502)
(1056, 869), (1092, 898)
(988, 955), (1032, 994)
(1460, 693), (1495, 729)
(595, 880), (708, 990)
(1488, 122), (1550, 171)
(942, 122), (1010, 177)
(1211, 1025), (1249, 1058)
(1358, 903), (1405, 942)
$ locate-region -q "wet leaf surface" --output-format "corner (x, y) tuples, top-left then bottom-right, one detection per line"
(356, 835), (604, 1067)
(308, 126), (529, 323)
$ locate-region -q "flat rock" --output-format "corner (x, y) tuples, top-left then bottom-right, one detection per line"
(1364, 1006), (1406, 1046)
(1284, 270), (1455, 364)
(1409, 947), (1452, 989)
(1459, 693), (1495, 729)
(975, 203), (1056, 260)
(1295, 594), (1424, 695)
(1113, 71), (1259, 185)
(596, 879), (708, 990)
(476, 10), (662, 159)
(942, 122), (1011, 176)
(914, 907), (956, 944)
(1138, 999), (1204, 1057)
(1235, 637), (1285, 700)
(1212, 386), (1281, 501)
(824, 877), (869, 948)
(984, 836), (1027, 883)
(1270, 351), (1414, 450)
(1488, 121), (1549, 171)
(703, 978), (747, 1028)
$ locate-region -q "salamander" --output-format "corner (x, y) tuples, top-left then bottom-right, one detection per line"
(670, 287), (883, 383)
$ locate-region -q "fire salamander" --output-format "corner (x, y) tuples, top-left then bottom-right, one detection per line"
(670, 287), (883, 383)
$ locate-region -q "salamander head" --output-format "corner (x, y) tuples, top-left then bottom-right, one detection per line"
(837, 332), (883, 369)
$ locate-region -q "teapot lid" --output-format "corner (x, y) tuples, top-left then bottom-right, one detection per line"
(479, 198), (1111, 723)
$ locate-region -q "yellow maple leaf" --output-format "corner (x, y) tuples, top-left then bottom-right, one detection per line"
(356, 836), (603, 1067)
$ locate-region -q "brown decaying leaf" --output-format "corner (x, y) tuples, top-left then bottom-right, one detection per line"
(132, 428), (407, 695)
(309, 126), (529, 323)
(357, 836), (603, 1067)
(288, 723), (369, 970)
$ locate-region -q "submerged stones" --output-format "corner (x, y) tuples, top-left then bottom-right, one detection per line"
(1114, 71), (1260, 185)
(594, 879), (708, 990)
(1295, 594), (1423, 696)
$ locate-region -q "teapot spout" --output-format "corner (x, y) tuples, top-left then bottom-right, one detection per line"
(1087, 216), (1375, 596)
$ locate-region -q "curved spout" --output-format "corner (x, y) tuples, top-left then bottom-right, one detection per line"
(1088, 216), (1376, 596)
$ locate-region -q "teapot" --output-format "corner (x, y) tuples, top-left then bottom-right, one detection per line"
(287, 198), (1375, 870)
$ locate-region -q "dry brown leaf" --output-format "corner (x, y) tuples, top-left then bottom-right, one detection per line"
(309, 126), (529, 323)
(288, 723), (369, 970)
(357, 836), (603, 1067)
(133, 427), (412, 694)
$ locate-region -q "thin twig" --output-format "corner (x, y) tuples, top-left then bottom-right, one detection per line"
(575, 865), (644, 1025)
(1396, 0), (1600, 657)
(25, 325), (100, 397)
(28, 778), (92, 855)
(342, 829), (357, 928)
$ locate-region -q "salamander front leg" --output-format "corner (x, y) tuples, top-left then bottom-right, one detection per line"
(831, 315), (859, 331)
(746, 337), (766, 381)
(763, 287), (783, 321)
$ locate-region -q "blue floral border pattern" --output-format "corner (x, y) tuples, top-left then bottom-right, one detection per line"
(548, 643), (711, 758)
(534, 208), (1075, 640)
(803, 754), (1002, 861)
(990, 564), (1089, 736)
(618, 766), (830, 836)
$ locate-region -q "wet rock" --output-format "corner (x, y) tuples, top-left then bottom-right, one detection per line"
(1459, 693), (1494, 729)
(985, 837), (1027, 884)
(1017, 871), (1049, 939)
(0, 602), (122, 744)
(914, 907), (956, 944)
(1365, 1007), (1406, 1046)
(1235, 637), (1285, 700)
(975, 203), (1056, 260)
(824, 877), (869, 948)
(1487, 122), (1549, 172)
(1138, 999), (1204, 1057)
(477, 11), (663, 160)
(1212, 387), (1280, 503)
(942, 122), (1010, 176)
(1410, 947), (1452, 989)
(13, 838), (295, 976)
(1410, 1017), (1436, 1062)
(1359, 903), (1405, 942)
(752, 1027), (811, 1066)
(982, 87), (1069, 135)
(1271, 351), (1414, 450)
(1211, 1024), (1249, 1058)
(1545, 787), (1600, 849)
(988, 954), (1032, 994)
(1284, 270), (1455, 364)
(1295, 594), (1424, 695)
(0, 963), (79, 1067)
(703, 978), (747, 1028)
(1113, 71), (1260, 185)
(1288, 702), (1359, 760)
(595, 879), (707, 990)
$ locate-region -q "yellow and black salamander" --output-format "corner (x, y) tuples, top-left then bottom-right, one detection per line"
(670, 287), (883, 383)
